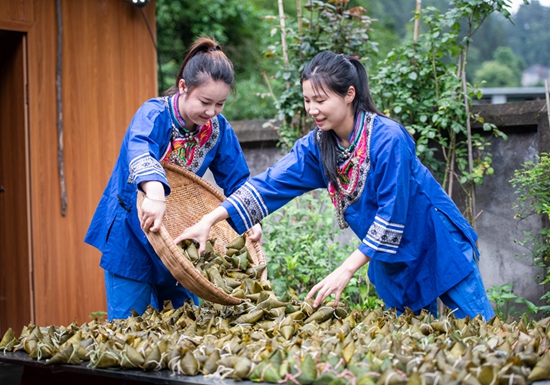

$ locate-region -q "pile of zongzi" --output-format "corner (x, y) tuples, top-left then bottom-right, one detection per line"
(2, 235), (550, 384)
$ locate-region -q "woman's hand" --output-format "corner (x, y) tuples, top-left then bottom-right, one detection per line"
(139, 181), (166, 233)
(174, 217), (214, 254)
(248, 223), (263, 244)
(140, 198), (166, 233)
(306, 249), (371, 307)
(174, 206), (230, 253)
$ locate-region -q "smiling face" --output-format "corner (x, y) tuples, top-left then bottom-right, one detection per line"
(302, 79), (356, 139)
(178, 78), (231, 130)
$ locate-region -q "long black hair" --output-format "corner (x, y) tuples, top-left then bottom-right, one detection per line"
(301, 51), (384, 193)
(164, 36), (234, 95)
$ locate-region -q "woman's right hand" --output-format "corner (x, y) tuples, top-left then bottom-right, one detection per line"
(174, 206), (230, 253)
(174, 217), (213, 253)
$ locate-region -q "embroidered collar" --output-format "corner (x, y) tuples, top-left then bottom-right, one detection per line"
(333, 112), (365, 161)
(167, 92), (187, 130)
(167, 93), (207, 139)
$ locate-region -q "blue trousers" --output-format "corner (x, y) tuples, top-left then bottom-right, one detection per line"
(104, 270), (199, 320)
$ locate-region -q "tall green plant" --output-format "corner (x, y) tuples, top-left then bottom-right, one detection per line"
(487, 283), (550, 320)
(510, 153), (550, 304)
(262, 191), (383, 310)
(262, 0), (378, 150)
(370, 0), (512, 224)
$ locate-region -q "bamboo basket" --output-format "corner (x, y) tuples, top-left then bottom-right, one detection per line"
(136, 162), (266, 305)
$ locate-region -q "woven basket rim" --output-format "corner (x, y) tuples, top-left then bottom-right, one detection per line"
(137, 162), (266, 306)
(162, 162), (228, 203)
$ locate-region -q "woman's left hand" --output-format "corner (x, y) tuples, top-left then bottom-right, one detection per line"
(306, 264), (354, 308)
(140, 197), (166, 233)
(306, 249), (371, 307)
(139, 180), (166, 233)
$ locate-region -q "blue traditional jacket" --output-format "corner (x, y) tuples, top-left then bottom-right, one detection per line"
(85, 97), (250, 285)
(222, 113), (477, 311)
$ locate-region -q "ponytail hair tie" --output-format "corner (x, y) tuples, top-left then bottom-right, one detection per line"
(340, 53), (351, 63)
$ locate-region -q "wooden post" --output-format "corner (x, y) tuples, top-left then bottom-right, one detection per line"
(462, 69), (476, 230)
(278, 0), (289, 69)
(414, 0), (422, 42)
(545, 79), (550, 129)
(278, 0), (290, 89)
(296, 0), (303, 60)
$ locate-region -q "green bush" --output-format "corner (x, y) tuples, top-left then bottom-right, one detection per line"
(474, 61), (518, 87)
(370, 1), (509, 200)
(155, 0), (277, 121)
(262, 190), (383, 310)
(510, 153), (550, 306)
(223, 74), (279, 121)
(262, 0), (378, 150)
(487, 283), (549, 321)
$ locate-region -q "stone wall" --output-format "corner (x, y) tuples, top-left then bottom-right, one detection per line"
(471, 100), (549, 307)
(213, 100), (550, 308)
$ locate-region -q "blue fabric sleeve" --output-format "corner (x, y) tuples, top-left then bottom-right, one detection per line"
(358, 119), (414, 260)
(209, 115), (251, 196)
(126, 100), (172, 195)
(222, 131), (327, 234)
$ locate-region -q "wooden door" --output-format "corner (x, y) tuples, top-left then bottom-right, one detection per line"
(0, 30), (32, 336)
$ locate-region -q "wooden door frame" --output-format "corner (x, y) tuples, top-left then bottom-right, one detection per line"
(0, 20), (34, 329)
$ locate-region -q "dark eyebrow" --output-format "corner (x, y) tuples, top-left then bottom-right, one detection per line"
(303, 94), (326, 100)
(200, 97), (227, 103)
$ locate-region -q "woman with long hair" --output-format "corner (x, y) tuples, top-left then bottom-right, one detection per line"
(176, 51), (493, 320)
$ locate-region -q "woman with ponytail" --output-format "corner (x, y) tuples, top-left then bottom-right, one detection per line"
(85, 36), (262, 320)
(177, 50), (494, 320)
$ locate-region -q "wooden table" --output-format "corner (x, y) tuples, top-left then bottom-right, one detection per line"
(0, 351), (259, 385)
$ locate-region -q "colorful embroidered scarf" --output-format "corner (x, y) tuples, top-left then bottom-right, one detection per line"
(161, 93), (215, 169)
(328, 112), (370, 205)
